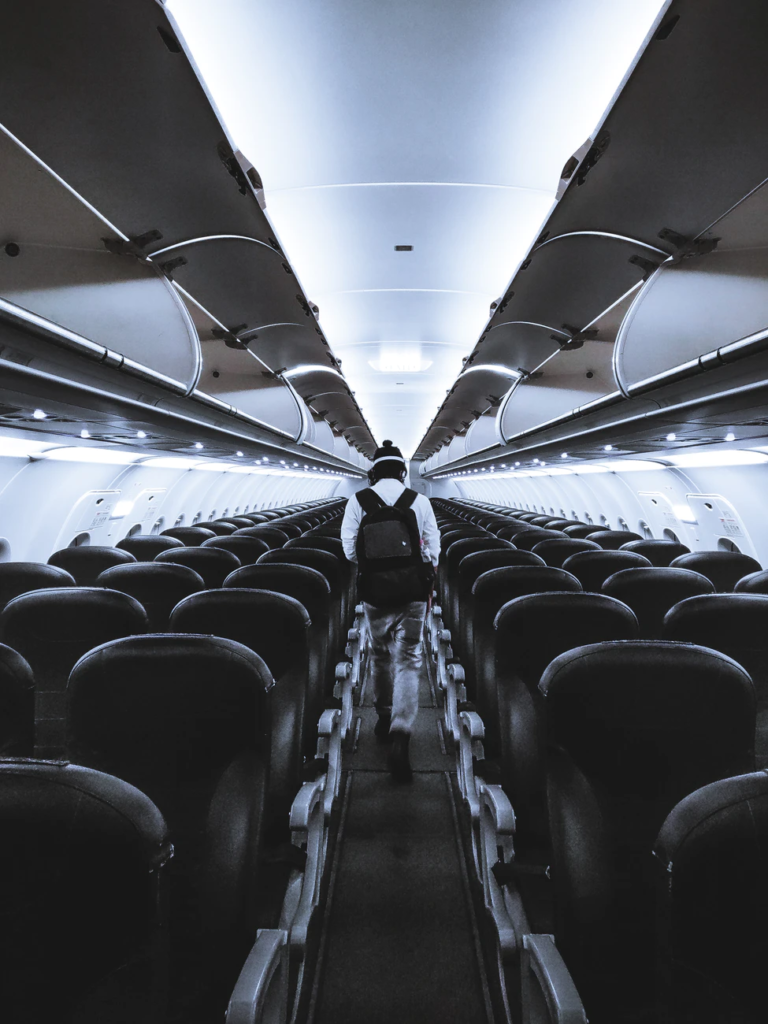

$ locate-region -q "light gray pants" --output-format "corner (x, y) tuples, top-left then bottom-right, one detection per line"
(364, 600), (427, 734)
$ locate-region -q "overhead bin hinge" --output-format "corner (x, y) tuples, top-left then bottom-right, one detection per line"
(658, 227), (719, 263)
(217, 141), (251, 196)
(487, 394), (503, 407)
(102, 229), (163, 258)
(158, 255), (188, 278)
(568, 130), (611, 189)
(558, 325), (598, 351)
(212, 324), (250, 349)
(629, 254), (662, 280)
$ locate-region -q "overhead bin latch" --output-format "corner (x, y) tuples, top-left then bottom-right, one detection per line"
(102, 229), (163, 258)
(658, 227), (719, 264)
(212, 324), (250, 349)
(557, 325), (599, 351)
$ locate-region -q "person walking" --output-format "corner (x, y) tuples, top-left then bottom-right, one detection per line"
(340, 440), (440, 782)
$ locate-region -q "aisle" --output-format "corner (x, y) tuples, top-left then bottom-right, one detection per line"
(308, 661), (493, 1024)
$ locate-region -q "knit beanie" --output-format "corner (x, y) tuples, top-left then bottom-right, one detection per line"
(372, 439), (406, 466)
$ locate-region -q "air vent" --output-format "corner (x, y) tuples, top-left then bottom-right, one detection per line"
(394, 245), (413, 252)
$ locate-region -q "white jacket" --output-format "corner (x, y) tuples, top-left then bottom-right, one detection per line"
(340, 480), (440, 567)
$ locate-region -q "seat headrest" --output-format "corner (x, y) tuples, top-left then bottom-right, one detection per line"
(735, 570), (768, 594)
(201, 535), (271, 564)
(495, 521), (543, 539)
(160, 526), (216, 545)
(169, 589), (310, 679)
(446, 537), (512, 565)
(116, 535), (184, 560)
(0, 643), (34, 755)
(230, 527), (288, 549)
(509, 528), (564, 551)
(0, 561), (76, 612)
(472, 566), (581, 621)
(494, 592), (638, 683)
(0, 587), (148, 645)
(223, 564), (330, 620)
(561, 549), (652, 591)
(531, 537), (601, 568)
(670, 551), (763, 592)
(603, 567), (715, 637)
(257, 548), (341, 589)
(48, 546), (137, 585)
(620, 538), (690, 566)
(67, 634), (273, 802)
(457, 549), (545, 594)
(663, 593), (768, 648)
(154, 545), (241, 587)
(540, 640), (755, 798)
(284, 536), (343, 557)
(587, 530), (644, 550)
(562, 524), (612, 540)
(96, 563), (205, 630)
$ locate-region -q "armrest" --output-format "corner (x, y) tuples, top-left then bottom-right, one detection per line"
(457, 708), (485, 815)
(283, 775), (327, 951)
(315, 708), (342, 817)
(522, 935), (587, 1024)
(334, 660), (354, 740)
(226, 929), (288, 1024)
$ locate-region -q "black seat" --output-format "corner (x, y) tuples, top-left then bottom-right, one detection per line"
(664, 593), (768, 767)
(562, 524), (611, 540)
(735, 570), (768, 594)
(509, 528), (562, 551)
(619, 538), (690, 566)
(444, 537), (513, 631)
(495, 521), (543, 541)
(495, 593), (638, 860)
(257, 548), (343, 656)
(161, 526), (216, 545)
(215, 517), (254, 529)
(202, 521), (238, 536)
(455, 549), (545, 667)
(0, 588), (148, 757)
(242, 513), (271, 524)
(169, 592), (313, 822)
(561, 549), (652, 592)
(225, 562), (333, 694)
(67, 635), (272, 1022)
(0, 643), (34, 756)
(0, 760), (171, 1024)
(48, 546), (136, 586)
(586, 530), (643, 550)
(116, 534), (184, 561)
(602, 566), (715, 639)
(154, 545), (241, 588)
(97, 562), (205, 631)
(670, 550), (762, 592)
(471, 566), (581, 756)
(282, 537), (352, 626)
(0, 562), (76, 613)
(540, 640), (755, 1023)
(201, 535), (271, 564)
(268, 521), (302, 539)
(653, 771), (768, 1024)
(233, 526), (290, 549)
(285, 535), (343, 557)
(531, 537), (601, 568)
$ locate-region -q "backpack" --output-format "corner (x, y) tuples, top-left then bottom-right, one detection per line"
(355, 488), (434, 607)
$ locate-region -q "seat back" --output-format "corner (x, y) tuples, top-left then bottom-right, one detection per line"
(493, 593), (638, 854)
(495, 520), (543, 540)
(169, 592), (311, 821)
(445, 537), (512, 630)
(654, 771), (768, 1024)
(471, 566), (581, 755)
(510, 528), (563, 551)
(561, 549), (652, 591)
(562, 524), (611, 540)
(232, 526), (289, 549)
(541, 640), (755, 1019)
(0, 562), (76, 613)
(531, 537), (601, 568)
(67, 635), (272, 1020)
(670, 550), (762, 592)
(0, 760), (171, 1024)
(0, 588), (148, 757)
(97, 562), (205, 631)
(202, 521), (238, 535)
(586, 530), (643, 550)
(154, 545), (241, 588)
(201, 535), (271, 564)
(161, 526), (216, 545)
(48, 546), (137, 585)
(603, 566), (715, 639)
(736, 570), (768, 594)
(116, 535), (184, 560)
(619, 538), (690, 566)
(0, 643), (34, 756)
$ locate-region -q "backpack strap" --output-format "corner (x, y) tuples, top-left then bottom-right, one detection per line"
(356, 488), (386, 515)
(393, 488), (418, 511)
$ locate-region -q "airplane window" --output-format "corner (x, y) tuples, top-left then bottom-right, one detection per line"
(718, 537), (742, 553)
(618, 518), (630, 532)
(639, 520), (653, 539)
(663, 528), (680, 542)
(174, 514), (185, 527)
(151, 518), (164, 535)
(69, 533), (90, 547)
(600, 515), (611, 529)
(0, 538), (10, 562)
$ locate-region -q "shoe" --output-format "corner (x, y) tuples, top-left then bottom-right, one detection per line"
(388, 730), (413, 783)
(374, 713), (392, 743)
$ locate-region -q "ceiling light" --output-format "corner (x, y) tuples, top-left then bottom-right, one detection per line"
(194, 442), (203, 449)
(725, 432), (736, 442)
(666, 450), (768, 468)
(80, 429), (90, 439)
(561, 453), (568, 459)
(666, 433), (676, 441)
(236, 451), (244, 457)
(672, 503), (697, 523)
(32, 409), (46, 420)
(604, 445), (613, 451)
(136, 430), (147, 439)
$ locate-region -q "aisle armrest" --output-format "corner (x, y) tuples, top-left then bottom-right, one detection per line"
(457, 708), (485, 816)
(226, 929), (289, 1024)
(521, 934), (587, 1024)
(334, 661), (355, 740)
(476, 781), (519, 959)
(315, 708), (342, 818)
(283, 775), (327, 951)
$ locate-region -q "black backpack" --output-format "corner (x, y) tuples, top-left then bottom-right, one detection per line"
(355, 488), (434, 607)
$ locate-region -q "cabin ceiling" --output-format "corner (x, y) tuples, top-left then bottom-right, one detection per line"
(169, 0), (665, 457)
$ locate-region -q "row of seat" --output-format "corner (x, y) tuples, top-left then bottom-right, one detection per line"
(427, 498), (768, 1024)
(0, 497), (358, 1023)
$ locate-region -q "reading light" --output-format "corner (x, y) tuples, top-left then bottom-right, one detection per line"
(194, 443), (203, 450)
(32, 409), (46, 420)
(725, 432), (736, 442)
(236, 451), (244, 457)
(666, 433), (676, 441)
(136, 431), (147, 439)
(561, 453), (568, 459)
(604, 445), (613, 452)
(80, 429), (90, 439)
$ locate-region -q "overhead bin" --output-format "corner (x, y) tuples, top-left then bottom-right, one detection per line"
(472, 321), (563, 375)
(464, 412), (500, 455)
